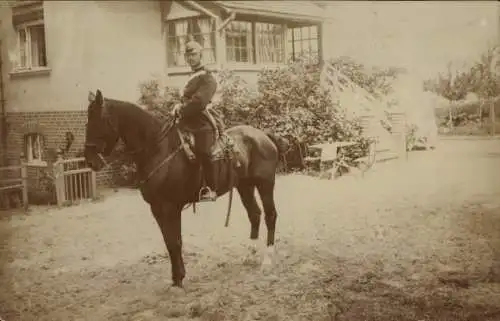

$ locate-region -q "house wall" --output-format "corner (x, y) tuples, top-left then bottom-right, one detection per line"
(2, 1), (166, 113)
(1, 0), (329, 186)
(0, 1), (167, 187)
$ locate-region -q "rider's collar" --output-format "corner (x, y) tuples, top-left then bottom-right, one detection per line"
(191, 65), (204, 72)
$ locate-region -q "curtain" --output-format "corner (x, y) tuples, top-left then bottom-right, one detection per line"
(174, 20), (188, 66)
(19, 29), (27, 68)
(225, 21), (253, 63)
(30, 26), (40, 67)
(196, 18), (215, 63)
(257, 23), (284, 64)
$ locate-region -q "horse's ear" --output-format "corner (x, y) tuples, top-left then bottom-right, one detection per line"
(95, 89), (103, 106)
(88, 91), (96, 102)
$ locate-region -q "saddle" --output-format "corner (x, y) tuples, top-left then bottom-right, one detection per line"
(177, 106), (238, 163)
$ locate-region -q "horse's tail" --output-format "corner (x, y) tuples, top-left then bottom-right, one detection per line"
(265, 131), (290, 158)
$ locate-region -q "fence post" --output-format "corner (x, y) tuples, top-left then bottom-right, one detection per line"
(53, 157), (65, 206)
(21, 161), (28, 212)
(90, 169), (97, 200)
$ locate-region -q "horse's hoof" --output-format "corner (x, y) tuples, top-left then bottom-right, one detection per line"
(260, 246), (275, 274)
(168, 284), (187, 296)
(260, 261), (273, 275)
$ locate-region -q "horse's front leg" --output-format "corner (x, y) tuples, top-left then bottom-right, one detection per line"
(151, 201), (185, 287)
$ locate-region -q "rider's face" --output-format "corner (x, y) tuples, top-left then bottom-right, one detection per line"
(185, 51), (201, 68)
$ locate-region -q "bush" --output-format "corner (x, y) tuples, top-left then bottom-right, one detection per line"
(130, 57), (400, 175)
(211, 58), (373, 169)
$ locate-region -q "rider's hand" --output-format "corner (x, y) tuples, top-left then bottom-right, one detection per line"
(171, 103), (182, 117)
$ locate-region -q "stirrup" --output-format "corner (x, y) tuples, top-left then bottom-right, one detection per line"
(198, 186), (217, 202)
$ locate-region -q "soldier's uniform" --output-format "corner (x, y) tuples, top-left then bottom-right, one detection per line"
(176, 41), (218, 201)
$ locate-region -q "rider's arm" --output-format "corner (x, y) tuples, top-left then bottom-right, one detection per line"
(180, 73), (217, 118)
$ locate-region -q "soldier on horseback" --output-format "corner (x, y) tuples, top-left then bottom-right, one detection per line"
(172, 40), (218, 202)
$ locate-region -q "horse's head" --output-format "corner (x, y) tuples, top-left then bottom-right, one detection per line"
(84, 89), (119, 171)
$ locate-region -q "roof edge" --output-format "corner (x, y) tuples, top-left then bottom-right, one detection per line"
(210, 1), (327, 23)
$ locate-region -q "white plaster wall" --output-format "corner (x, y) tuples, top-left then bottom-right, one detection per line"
(1, 1), (166, 112)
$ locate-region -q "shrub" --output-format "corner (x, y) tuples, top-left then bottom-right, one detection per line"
(132, 57), (399, 174)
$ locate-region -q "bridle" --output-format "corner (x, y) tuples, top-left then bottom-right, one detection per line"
(84, 101), (118, 167)
(85, 104), (183, 188)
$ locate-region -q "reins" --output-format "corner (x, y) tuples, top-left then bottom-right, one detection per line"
(135, 118), (180, 187)
(90, 109), (236, 222)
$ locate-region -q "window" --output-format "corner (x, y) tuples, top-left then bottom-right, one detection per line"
(11, 1), (48, 71)
(226, 21), (253, 63)
(16, 23), (48, 70)
(287, 25), (319, 63)
(225, 21), (316, 66)
(167, 17), (216, 67)
(226, 21), (287, 65)
(24, 133), (44, 164)
(255, 23), (286, 64)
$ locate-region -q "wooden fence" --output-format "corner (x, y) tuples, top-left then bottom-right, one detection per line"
(53, 157), (97, 206)
(0, 163), (28, 211)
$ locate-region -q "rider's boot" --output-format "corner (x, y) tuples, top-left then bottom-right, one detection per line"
(199, 155), (217, 202)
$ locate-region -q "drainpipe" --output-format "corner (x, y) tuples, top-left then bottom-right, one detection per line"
(0, 40), (7, 165)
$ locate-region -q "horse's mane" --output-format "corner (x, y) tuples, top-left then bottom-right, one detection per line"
(104, 98), (167, 152)
(105, 98), (163, 132)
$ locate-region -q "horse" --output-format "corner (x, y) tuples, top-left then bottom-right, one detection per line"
(83, 89), (289, 288)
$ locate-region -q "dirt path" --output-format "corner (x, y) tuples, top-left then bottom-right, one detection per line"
(1, 138), (500, 321)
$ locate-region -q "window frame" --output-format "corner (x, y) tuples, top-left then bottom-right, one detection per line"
(225, 20), (255, 65)
(24, 133), (46, 166)
(287, 24), (320, 63)
(14, 20), (49, 72)
(224, 19), (320, 67)
(165, 16), (217, 69)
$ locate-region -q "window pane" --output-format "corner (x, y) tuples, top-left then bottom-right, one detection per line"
(167, 37), (177, 66)
(288, 25), (320, 62)
(33, 135), (41, 159)
(225, 21), (253, 63)
(19, 29), (27, 67)
(166, 17), (216, 67)
(310, 25), (318, 39)
(167, 23), (176, 37)
(311, 40), (318, 53)
(29, 25), (47, 67)
(293, 28), (302, 40)
(256, 22), (285, 64)
(25, 135), (33, 161)
(287, 28), (293, 42)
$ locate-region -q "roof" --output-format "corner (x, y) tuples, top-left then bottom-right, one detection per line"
(212, 1), (326, 23)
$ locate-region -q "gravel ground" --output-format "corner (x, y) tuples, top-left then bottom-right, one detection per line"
(1, 138), (500, 321)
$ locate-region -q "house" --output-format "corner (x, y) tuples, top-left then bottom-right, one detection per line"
(0, 0), (328, 188)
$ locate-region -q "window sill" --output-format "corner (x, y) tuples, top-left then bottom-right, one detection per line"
(166, 62), (219, 75)
(10, 67), (51, 79)
(166, 63), (287, 75)
(26, 160), (48, 167)
(222, 63), (287, 72)
(166, 66), (192, 75)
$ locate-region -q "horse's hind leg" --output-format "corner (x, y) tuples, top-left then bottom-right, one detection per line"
(237, 180), (262, 260)
(255, 178), (278, 269)
(237, 179), (262, 240)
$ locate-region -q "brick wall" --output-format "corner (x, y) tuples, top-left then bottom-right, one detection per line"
(5, 111), (118, 188)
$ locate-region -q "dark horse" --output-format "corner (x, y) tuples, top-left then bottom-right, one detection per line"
(84, 89), (288, 288)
